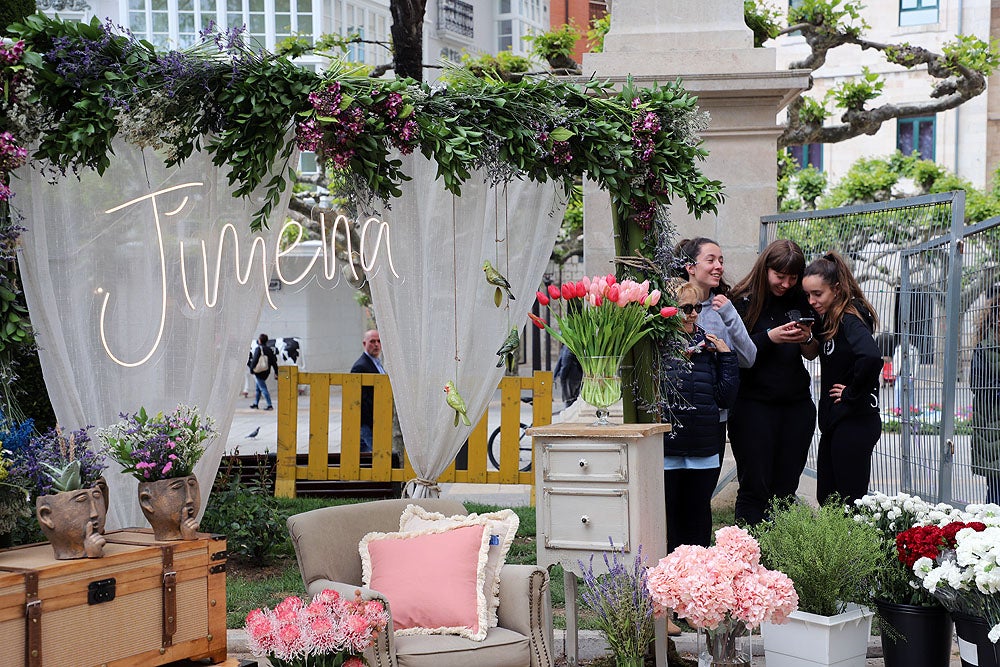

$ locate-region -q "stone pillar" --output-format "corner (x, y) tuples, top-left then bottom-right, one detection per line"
(582, 0), (809, 280)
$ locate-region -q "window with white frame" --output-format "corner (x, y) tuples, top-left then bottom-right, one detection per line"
(331, 2), (391, 66)
(496, 0), (547, 56)
(899, 0), (938, 26)
(125, 0), (315, 50)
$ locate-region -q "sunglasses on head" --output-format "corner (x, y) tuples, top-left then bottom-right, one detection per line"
(679, 303), (704, 314)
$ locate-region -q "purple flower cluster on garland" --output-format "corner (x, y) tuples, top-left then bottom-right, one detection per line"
(296, 82), (420, 170)
(45, 24), (124, 90)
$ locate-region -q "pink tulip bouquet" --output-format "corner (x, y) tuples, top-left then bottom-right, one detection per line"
(647, 527), (798, 664)
(530, 274), (681, 417)
(245, 589), (390, 667)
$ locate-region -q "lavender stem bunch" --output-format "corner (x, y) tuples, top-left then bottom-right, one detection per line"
(578, 542), (655, 662)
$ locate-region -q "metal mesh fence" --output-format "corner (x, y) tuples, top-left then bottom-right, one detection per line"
(759, 192), (993, 505)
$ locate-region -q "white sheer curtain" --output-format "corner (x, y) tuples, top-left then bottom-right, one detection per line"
(365, 154), (566, 497)
(15, 140), (288, 529)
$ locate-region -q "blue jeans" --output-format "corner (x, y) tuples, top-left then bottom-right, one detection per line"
(253, 375), (272, 408)
(359, 424), (373, 453)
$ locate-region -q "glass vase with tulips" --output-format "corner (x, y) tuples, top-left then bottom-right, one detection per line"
(530, 274), (681, 423)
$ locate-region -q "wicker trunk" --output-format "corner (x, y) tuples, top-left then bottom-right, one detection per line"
(0, 529), (227, 667)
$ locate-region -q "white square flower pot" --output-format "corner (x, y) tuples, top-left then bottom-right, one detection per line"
(761, 605), (874, 667)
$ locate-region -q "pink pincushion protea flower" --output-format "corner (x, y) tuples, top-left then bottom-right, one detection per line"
(245, 589), (389, 667)
(646, 526), (798, 631)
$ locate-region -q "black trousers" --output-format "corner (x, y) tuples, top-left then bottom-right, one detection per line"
(728, 397), (816, 526)
(816, 412), (881, 506)
(663, 464), (722, 554)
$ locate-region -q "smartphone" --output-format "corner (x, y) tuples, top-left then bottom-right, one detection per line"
(797, 317), (816, 325)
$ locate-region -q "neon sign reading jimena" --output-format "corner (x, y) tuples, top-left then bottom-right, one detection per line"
(99, 182), (398, 367)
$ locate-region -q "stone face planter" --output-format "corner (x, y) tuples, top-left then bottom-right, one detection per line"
(761, 605), (873, 667)
(35, 487), (108, 559)
(137, 475), (201, 541)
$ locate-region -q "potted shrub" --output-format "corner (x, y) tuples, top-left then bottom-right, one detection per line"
(524, 23), (582, 72)
(756, 499), (883, 667)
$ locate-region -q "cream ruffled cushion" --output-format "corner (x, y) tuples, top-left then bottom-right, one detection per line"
(399, 504), (519, 628)
(360, 521), (492, 641)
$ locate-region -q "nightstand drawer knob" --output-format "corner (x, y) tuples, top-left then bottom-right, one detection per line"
(578, 459), (588, 468)
(581, 515), (590, 524)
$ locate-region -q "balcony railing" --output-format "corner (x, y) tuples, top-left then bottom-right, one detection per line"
(438, 0), (474, 39)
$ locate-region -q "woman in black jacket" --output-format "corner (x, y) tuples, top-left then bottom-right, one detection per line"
(802, 252), (882, 505)
(729, 240), (819, 526)
(970, 293), (1000, 505)
(661, 282), (740, 553)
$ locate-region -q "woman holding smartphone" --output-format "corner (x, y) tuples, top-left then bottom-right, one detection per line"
(661, 282), (740, 553)
(728, 240), (819, 525)
(802, 251), (882, 505)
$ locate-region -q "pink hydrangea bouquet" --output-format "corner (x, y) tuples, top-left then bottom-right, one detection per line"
(245, 589), (390, 667)
(530, 274), (681, 418)
(646, 527), (798, 663)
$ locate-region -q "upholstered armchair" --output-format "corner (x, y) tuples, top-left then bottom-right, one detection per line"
(287, 498), (553, 667)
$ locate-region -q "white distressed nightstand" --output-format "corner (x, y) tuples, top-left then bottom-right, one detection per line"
(528, 422), (670, 667)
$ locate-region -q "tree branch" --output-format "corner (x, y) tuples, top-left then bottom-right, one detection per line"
(779, 23), (988, 148)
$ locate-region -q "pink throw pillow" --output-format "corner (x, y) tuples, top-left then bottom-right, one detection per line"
(399, 504), (519, 628)
(360, 524), (490, 640)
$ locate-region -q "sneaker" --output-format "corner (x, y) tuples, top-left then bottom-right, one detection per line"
(264, 406), (273, 411)
(250, 404), (258, 409)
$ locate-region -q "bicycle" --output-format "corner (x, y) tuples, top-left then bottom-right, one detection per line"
(487, 396), (533, 472)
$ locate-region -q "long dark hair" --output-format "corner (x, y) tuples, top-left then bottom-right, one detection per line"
(803, 251), (878, 340)
(730, 239), (806, 330)
(674, 236), (730, 295)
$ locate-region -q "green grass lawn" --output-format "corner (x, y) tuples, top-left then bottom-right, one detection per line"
(225, 497), (737, 629)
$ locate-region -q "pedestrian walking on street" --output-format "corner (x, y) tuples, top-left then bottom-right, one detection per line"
(802, 252), (882, 506)
(729, 240), (819, 526)
(247, 333), (278, 410)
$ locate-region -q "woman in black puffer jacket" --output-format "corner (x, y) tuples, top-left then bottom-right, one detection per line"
(661, 283), (740, 553)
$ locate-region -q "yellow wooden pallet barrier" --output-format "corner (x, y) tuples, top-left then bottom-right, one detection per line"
(274, 368), (553, 499)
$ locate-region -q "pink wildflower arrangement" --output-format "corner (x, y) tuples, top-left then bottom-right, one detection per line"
(101, 405), (216, 482)
(646, 526), (798, 631)
(245, 589), (390, 667)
